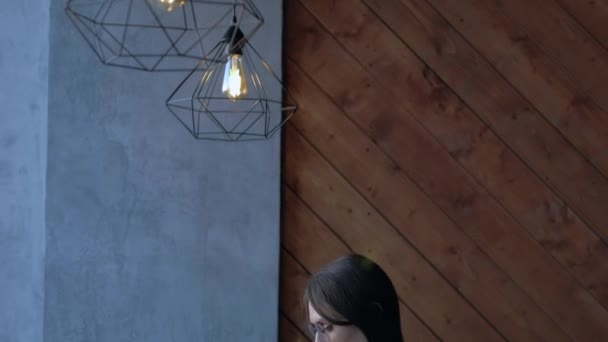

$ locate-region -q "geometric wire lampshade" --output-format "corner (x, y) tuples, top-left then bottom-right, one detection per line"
(165, 21), (298, 141)
(65, 0), (264, 71)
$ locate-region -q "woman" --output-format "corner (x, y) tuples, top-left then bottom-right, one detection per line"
(304, 254), (404, 342)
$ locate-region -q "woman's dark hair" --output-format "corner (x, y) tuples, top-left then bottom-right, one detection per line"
(304, 254), (403, 342)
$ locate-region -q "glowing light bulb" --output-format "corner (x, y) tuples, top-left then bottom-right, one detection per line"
(222, 54), (248, 100)
(159, 0), (184, 12)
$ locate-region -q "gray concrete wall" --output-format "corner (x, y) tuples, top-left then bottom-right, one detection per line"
(0, 0), (50, 341)
(44, 1), (282, 341)
(1, 0), (283, 341)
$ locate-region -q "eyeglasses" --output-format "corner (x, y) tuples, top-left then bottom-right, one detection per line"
(307, 323), (333, 341)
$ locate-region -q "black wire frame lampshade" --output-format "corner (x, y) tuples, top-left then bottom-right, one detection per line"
(165, 24), (298, 141)
(64, 0), (264, 72)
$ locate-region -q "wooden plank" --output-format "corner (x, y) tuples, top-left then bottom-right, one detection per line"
(282, 128), (504, 341)
(423, 0), (608, 178)
(279, 250), (313, 342)
(360, 0), (608, 314)
(286, 1), (608, 340)
(282, 187), (442, 341)
(295, 0), (608, 246)
(555, 0), (608, 49)
(286, 60), (570, 341)
(282, 189), (353, 271)
(279, 314), (310, 342)
(481, 0), (608, 112)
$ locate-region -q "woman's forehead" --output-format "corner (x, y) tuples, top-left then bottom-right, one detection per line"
(308, 302), (325, 322)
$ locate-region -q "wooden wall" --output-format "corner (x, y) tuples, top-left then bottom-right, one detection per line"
(278, 0), (608, 341)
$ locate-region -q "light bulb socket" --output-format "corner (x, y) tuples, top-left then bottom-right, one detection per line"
(223, 24), (246, 55)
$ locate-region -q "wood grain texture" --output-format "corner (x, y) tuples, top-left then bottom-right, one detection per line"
(426, 0), (608, 180)
(555, 0), (608, 49)
(486, 0), (608, 112)
(361, 0), (608, 314)
(279, 314), (310, 342)
(286, 60), (569, 341)
(280, 0), (608, 340)
(284, 127), (503, 340)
